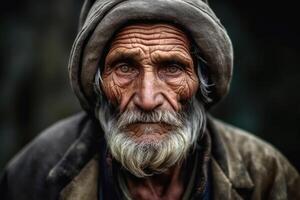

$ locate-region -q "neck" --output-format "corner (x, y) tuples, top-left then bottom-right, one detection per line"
(125, 162), (186, 200)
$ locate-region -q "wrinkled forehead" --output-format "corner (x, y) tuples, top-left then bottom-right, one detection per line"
(109, 23), (191, 51)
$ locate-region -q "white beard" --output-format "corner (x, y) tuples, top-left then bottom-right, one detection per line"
(96, 97), (205, 177)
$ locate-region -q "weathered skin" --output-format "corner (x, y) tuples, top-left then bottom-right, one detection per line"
(102, 24), (199, 140)
(101, 23), (199, 199)
(102, 24), (198, 111)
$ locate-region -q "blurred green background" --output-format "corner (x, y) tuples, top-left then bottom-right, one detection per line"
(1, 0), (299, 171)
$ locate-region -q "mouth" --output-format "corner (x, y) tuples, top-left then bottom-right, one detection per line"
(123, 122), (173, 138)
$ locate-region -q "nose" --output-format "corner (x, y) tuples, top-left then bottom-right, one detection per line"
(133, 73), (163, 111)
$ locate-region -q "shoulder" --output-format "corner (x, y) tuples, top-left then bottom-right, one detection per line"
(209, 117), (300, 199)
(211, 117), (280, 160)
(7, 112), (89, 171)
(1, 112), (90, 200)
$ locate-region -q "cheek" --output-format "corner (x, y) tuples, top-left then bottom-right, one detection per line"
(102, 73), (135, 108)
(165, 73), (199, 102)
(184, 73), (199, 99)
(102, 73), (123, 105)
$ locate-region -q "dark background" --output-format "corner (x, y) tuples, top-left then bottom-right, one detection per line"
(0, 0), (299, 172)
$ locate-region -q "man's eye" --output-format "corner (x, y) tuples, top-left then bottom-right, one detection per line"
(165, 64), (183, 75)
(167, 65), (180, 73)
(119, 65), (130, 73)
(115, 63), (138, 75)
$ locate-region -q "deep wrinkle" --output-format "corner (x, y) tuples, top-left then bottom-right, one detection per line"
(102, 24), (199, 114)
(101, 23), (200, 145)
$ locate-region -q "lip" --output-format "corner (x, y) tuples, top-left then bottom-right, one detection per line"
(120, 121), (168, 129)
(123, 122), (173, 137)
(129, 122), (167, 125)
(125, 122), (172, 129)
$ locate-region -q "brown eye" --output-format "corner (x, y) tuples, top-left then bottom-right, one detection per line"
(167, 65), (180, 73)
(115, 63), (138, 76)
(164, 64), (183, 76)
(120, 65), (130, 73)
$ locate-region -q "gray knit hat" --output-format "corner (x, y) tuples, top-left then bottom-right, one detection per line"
(69, 0), (233, 113)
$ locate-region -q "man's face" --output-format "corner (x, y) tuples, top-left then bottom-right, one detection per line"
(102, 23), (199, 142)
(98, 23), (204, 177)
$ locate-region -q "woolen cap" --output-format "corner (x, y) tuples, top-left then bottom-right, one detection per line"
(69, 0), (233, 113)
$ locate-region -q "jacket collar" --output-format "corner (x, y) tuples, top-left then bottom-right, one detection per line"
(207, 115), (254, 198)
(60, 158), (99, 200)
(46, 117), (103, 192)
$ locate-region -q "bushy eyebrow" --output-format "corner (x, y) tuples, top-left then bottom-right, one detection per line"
(105, 48), (142, 67)
(150, 51), (192, 68)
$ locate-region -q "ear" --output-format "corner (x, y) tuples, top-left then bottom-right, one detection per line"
(78, 0), (97, 31)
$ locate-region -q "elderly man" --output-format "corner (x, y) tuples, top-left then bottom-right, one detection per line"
(1, 0), (299, 199)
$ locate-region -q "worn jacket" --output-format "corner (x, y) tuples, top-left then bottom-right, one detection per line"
(1, 112), (299, 200)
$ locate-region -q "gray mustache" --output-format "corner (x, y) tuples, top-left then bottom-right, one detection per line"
(116, 110), (184, 129)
